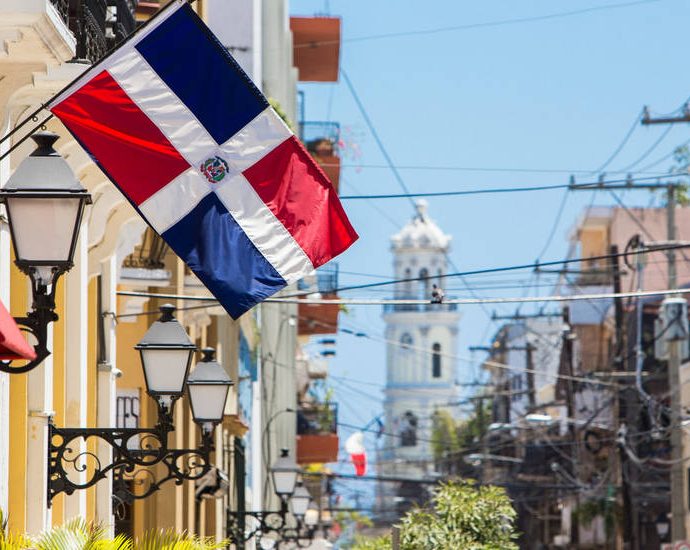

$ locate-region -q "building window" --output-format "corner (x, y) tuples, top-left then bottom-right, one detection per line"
(116, 390), (140, 450)
(432, 342), (442, 378)
(419, 268), (429, 298)
(403, 267), (412, 297)
(400, 411), (418, 447)
(400, 333), (413, 351)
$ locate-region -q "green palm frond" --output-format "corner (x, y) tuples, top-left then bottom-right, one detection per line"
(134, 529), (226, 550)
(34, 517), (90, 550)
(92, 533), (133, 550)
(0, 509), (31, 550)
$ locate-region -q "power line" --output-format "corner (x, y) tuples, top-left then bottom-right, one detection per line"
(337, 173), (686, 200)
(617, 125), (675, 172)
(340, 69), (415, 210)
(595, 109), (645, 173)
(331, 163), (669, 175)
(535, 190), (569, 261)
(341, 0), (664, 45)
(114, 242), (690, 311)
(280, 241), (690, 296)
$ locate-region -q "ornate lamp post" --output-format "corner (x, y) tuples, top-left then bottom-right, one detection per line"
(228, 448), (316, 548)
(0, 131), (91, 374)
(48, 306), (233, 505)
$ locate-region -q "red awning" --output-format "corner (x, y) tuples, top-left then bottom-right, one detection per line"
(0, 299), (36, 361)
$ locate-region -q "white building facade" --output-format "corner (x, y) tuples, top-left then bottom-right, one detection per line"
(377, 201), (460, 518)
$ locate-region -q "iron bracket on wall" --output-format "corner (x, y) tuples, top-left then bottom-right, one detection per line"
(48, 403), (213, 506)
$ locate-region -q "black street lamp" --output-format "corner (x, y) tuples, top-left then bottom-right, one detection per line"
(228, 444), (316, 549)
(135, 304), (196, 427)
(0, 131), (91, 374)
(48, 306), (233, 506)
(655, 512), (670, 542)
(271, 448), (300, 501)
(186, 347), (234, 433)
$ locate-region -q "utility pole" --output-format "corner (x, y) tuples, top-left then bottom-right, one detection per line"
(560, 307), (579, 546)
(571, 177), (688, 540)
(642, 104), (690, 126)
(490, 310), (562, 321)
(665, 184), (687, 542)
(611, 244), (636, 548)
(640, 107), (689, 541)
(526, 343), (536, 409)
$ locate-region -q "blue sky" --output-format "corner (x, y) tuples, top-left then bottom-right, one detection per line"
(291, 0), (690, 508)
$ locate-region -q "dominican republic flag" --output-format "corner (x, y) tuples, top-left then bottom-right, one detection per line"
(345, 431), (366, 476)
(48, 1), (357, 318)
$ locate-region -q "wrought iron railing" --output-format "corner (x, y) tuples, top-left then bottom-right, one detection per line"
(297, 403), (338, 435)
(76, 0), (108, 62)
(300, 122), (340, 155)
(50, 0), (69, 21)
(108, 0), (137, 48)
(316, 263), (338, 294)
(48, 0), (137, 63)
(383, 301), (458, 313)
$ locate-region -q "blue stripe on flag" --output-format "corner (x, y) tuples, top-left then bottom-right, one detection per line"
(136, 4), (268, 145)
(163, 194), (286, 318)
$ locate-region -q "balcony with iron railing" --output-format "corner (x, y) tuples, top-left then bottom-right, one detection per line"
(297, 263), (341, 336)
(383, 298), (458, 314)
(108, 0), (137, 47)
(296, 403), (339, 464)
(299, 122), (341, 193)
(300, 122), (340, 151)
(47, 0), (137, 63)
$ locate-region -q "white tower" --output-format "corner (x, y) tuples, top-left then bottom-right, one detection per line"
(377, 201), (460, 518)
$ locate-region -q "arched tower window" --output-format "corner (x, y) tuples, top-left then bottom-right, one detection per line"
(400, 333), (413, 351)
(403, 267), (412, 297)
(400, 411), (418, 447)
(432, 342), (442, 378)
(419, 268), (429, 299)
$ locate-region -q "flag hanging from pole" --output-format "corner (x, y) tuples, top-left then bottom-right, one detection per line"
(345, 431), (367, 476)
(48, 0), (357, 319)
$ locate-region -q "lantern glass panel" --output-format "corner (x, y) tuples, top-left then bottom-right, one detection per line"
(290, 486), (310, 517)
(188, 383), (229, 423)
(141, 348), (192, 396)
(304, 507), (319, 527)
(6, 196), (81, 273)
(272, 467), (298, 497)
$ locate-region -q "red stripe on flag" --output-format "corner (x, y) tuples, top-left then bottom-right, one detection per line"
(243, 136), (358, 267)
(51, 70), (189, 205)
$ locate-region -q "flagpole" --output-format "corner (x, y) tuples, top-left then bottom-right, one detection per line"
(0, 0), (196, 157)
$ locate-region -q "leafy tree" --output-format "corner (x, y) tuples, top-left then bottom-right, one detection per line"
(351, 481), (518, 550)
(349, 534), (391, 550)
(431, 404), (490, 462)
(431, 410), (460, 460)
(574, 493), (622, 544)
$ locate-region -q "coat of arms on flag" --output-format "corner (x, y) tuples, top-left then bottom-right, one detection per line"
(48, 0), (357, 318)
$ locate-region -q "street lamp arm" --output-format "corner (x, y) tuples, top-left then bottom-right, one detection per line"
(48, 421), (175, 503)
(112, 431), (215, 514)
(276, 525), (318, 548)
(0, 271), (62, 374)
(227, 507), (289, 545)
